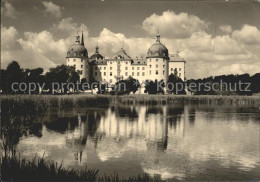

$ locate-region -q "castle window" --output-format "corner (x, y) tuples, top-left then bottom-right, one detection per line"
(95, 67), (98, 70)
(73, 64), (76, 67)
(110, 72), (112, 76)
(142, 72), (145, 76)
(104, 67), (106, 70)
(156, 59), (158, 62)
(126, 61), (128, 64)
(163, 70), (165, 75)
(110, 67), (112, 70)
(132, 67), (134, 70)
(142, 67), (145, 70)
(179, 68), (181, 71)
(156, 70), (158, 75)
(149, 65), (152, 68)
(171, 68), (173, 71)
(67, 59), (69, 62)
(150, 59), (151, 62)
(132, 72), (134, 76)
(137, 72), (140, 76)
(125, 67), (128, 70)
(179, 73), (181, 77)
(149, 70), (151, 75)
(81, 59), (83, 62)
(110, 61), (112, 64)
(125, 72), (128, 76)
(100, 67), (102, 70)
(74, 59), (76, 62)
(163, 65), (165, 68)
(81, 65), (83, 68)
(95, 72), (97, 76)
(156, 64), (158, 68)
(137, 67), (139, 70)
(110, 79), (112, 83)
(104, 72), (106, 76)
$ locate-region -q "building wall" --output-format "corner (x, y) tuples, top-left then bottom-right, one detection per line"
(147, 58), (168, 83)
(67, 57), (89, 81)
(168, 61), (185, 81)
(67, 58), (186, 84)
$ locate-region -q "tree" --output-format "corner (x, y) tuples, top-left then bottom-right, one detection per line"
(113, 76), (140, 95)
(145, 79), (165, 94)
(45, 65), (80, 94)
(167, 74), (186, 95)
(24, 68), (45, 94)
(6, 61), (24, 93)
(251, 73), (260, 93)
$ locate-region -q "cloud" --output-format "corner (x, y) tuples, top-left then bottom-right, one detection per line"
(42, 1), (63, 19)
(1, 18), (89, 70)
(232, 24), (260, 45)
(1, 0), (20, 19)
(1, 25), (19, 50)
(1, 12), (259, 79)
(16, 31), (66, 69)
(219, 25), (232, 34)
(142, 10), (208, 39)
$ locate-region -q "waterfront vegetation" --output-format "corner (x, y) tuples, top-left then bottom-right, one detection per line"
(1, 155), (158, 181)
(1, 94), (259, 115)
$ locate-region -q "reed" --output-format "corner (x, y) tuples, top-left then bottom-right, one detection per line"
(1, 155), (162, 182)
(0, 95), (110, 117)
(1, 155), (98, 181)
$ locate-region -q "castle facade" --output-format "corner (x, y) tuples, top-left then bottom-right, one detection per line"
(66, 31), (186, 91)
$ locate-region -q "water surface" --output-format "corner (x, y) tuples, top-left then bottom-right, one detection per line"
(16, 103), (260, 181)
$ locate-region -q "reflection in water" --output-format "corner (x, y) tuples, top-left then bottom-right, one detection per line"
(15, 104), (260, 181)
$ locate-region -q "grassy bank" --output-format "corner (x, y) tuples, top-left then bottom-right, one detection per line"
(114, 94), (260, 105)
(1, 155), (159, 182)
(1, 94), (258, 119)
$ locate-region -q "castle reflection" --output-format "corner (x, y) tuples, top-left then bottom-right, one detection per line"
(15, 103), (259, 180)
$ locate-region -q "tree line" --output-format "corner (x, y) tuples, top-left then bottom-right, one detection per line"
(187, 73), (260, 95)
(1, 60), (259, 95)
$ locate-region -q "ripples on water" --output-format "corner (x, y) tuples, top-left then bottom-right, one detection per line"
(15, 103), (260, 181)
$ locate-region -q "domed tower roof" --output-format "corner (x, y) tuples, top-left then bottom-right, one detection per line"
(147, 33), (169, 59)
(67, 31), (88, 58)
(90, 46), (104, 60)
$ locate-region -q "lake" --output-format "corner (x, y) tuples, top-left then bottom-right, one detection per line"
(15, 102), (260, 181)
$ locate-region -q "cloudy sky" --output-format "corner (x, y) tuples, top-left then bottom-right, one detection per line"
(1, 0), (260, 79)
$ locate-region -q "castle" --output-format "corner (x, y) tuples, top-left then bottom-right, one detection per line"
(66, 31), (186, 93)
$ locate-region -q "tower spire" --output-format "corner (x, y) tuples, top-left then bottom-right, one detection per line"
(95, 45), (99, 53)
(156, 29), (160, 43)
(81, 31), (84, 46)
(75, 30), (80, 43)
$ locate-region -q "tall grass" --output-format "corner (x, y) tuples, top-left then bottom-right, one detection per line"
(1, 155), (161, 182)
(114, 95), (259, 106)
(0, 95), (110, 117)
(1, 155), (98, 181)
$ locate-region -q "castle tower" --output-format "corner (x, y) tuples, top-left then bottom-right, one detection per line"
(66, 31), (89, 81)
(146, 33), (169, 83)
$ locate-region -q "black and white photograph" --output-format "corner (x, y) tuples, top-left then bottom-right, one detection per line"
(0, 0), (260, 181)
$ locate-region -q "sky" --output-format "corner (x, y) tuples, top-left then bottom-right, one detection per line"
(1, 0), (260, 79)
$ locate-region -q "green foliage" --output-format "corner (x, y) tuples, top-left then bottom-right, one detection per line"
(113, 76), (140, 95)
(187, 73), (255, 95)
(45, 64), (80, 93)
(1, 155), (98, 181)
(167, 74), (186, 95)
(144, 79), (165, 94)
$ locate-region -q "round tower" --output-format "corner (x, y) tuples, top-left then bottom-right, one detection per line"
(66, 31), (89, 81)
(146, 33), (169, 83)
